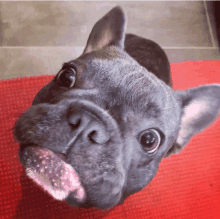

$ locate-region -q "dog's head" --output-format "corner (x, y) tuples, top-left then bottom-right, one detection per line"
(14, 7), (220, 209)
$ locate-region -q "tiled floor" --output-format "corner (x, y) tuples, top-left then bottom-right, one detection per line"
(0, 1), (219, 80)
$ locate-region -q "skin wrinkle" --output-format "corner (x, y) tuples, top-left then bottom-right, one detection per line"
(88, 52), (164, 130)
(105, 54), (162, 102)
(90, 53), (162, 115)
(142, 66), (180, 129)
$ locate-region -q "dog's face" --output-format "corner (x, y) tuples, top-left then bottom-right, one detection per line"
(14, 7), (220, 209)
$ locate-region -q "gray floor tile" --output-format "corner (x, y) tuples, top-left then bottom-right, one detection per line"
(164, 48), (220, 62)
(0, 47), (84, 80)
(47, 46), (84, 74)
(0, 1), (214, 47)
(0, 1), (117, 47)
(0, 47), (49, 80)
(204, 1), (219, 48)
(1, 46), (219, 80)
(121, 1), (213, 47)
(0, 1), (219, 81)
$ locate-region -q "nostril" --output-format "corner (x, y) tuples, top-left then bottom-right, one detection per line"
(87, 129), (109, 144)
(88, 131), (98, 143)
(71, 119), (81, 129)
(69, 117), (81, 129)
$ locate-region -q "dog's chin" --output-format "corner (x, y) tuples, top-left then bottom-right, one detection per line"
(20, 147), (86, 203)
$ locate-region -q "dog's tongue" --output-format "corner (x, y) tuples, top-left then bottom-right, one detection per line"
(23, 147), (85, 202)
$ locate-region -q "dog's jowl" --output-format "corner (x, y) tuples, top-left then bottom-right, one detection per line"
(14, 7), (220, 209)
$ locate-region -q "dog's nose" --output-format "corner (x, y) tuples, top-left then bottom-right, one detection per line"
(68, 113), (110, 145)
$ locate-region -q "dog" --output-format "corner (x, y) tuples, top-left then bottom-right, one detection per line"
(14, 6), (220, 209)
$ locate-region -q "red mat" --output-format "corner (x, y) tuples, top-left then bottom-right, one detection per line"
(0, 61), (220, 219)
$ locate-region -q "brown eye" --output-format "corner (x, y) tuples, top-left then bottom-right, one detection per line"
(139, 129), (161, 153)
(57, 68), (76, 88)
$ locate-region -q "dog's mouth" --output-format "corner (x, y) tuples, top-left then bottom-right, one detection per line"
(54, 152), (67, 162)
(20, 146), (86, 203)
(16, 99), (125, 209)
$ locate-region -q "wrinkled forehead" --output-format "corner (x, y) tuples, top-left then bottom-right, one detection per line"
(76, 47), (157, 91)
(74, 47), (181, 128)
(78, 47), (172, 100)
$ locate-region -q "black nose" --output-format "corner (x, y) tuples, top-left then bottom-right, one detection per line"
(68, 113), (110, 144)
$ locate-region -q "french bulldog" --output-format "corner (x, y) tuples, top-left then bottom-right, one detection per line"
(14, 6), (220, 209)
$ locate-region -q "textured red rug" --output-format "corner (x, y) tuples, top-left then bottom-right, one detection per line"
(0, 61), (220, 219)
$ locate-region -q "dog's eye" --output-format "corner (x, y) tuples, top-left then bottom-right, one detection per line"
(138, 129), (161, 153)
(57, 68), (76, 88)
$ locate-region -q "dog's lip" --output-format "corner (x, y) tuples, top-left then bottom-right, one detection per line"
(19, 144), (67, 163)
(20, 143), (36, 153)
(54, 152), (67, 162)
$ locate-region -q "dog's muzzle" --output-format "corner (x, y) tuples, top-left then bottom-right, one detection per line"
(14, 99), (125, 209)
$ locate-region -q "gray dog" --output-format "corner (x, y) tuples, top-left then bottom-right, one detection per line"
(14, 7), (220, 209)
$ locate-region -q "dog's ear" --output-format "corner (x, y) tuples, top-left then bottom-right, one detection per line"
(83, 6), (126, 54)
(166, 84), (220, 157)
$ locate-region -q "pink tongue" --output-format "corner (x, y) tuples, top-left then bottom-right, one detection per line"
(24, 147), (85, 202)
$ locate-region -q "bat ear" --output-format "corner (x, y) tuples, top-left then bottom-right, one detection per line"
(166, 84), (220, 157)
(83, 6), (126, 54)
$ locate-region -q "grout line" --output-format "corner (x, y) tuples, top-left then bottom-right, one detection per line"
(0, 46), (219, 50)
(162, 47), (219, 49)
(203, 0), (217, 48)
(0, 46), (85, 49)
